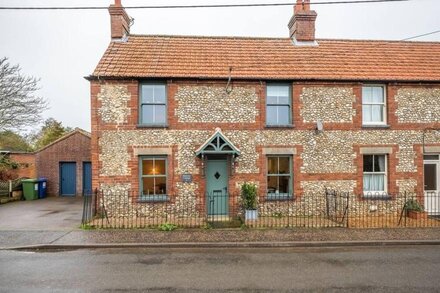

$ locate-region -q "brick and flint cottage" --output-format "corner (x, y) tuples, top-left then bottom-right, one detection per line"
(87, 0), (440, 220)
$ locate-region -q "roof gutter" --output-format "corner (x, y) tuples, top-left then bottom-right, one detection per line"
(84, 75), (440, 84)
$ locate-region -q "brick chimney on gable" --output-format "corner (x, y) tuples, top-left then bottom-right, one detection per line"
(288, 0), (317, 44)
(108, 0), (131, 40)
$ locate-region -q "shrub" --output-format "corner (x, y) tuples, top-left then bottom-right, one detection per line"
(158, 223), (178, 231)
(405, 199), (424, 212)
(241, 182), (258, 210)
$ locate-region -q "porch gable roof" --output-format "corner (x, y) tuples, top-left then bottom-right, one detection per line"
(195, 128), (241, 156)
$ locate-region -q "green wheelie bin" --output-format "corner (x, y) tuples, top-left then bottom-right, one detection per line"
(22, 179), (39, 200)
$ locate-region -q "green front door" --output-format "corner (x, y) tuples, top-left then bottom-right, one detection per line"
(206, 160), (229, 216)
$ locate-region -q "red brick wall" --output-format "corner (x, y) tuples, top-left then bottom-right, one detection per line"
(8, 153), (36, 179)
(36, 132), (91, 196)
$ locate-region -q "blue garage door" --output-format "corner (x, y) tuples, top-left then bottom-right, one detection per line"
(83, 162), (92, 196)
(60, 162), (76, 196)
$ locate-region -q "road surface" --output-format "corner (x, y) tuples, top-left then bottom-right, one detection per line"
(1, 245), (439, 292)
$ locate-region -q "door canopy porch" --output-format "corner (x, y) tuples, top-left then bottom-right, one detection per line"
(195, 128), (241, 157)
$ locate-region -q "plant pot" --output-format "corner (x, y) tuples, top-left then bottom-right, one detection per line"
(245, 209), (258, 221)
(407, 210), (428, 220)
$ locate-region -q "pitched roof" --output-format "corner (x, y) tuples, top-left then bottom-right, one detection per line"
(91, 35), (440, 82)
(35, 128), (91, 153)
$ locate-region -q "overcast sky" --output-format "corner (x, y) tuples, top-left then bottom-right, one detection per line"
(0, 0), (439, 132)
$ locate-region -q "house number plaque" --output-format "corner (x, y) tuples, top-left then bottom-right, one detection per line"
(182, 174), (192, 183)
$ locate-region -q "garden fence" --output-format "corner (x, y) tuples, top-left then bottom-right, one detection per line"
(82, 189), (440, 229)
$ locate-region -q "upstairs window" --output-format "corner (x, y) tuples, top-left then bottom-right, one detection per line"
(362, 85), (386, 125)
(363, 154), (387, 196)
(266, 85), (291, 126)
(140, 83), (167, 126)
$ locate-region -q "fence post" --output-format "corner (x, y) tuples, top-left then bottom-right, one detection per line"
(9, 180), (12, 197)
(346, 192), (350, 228)
(404, 191), (407, 227)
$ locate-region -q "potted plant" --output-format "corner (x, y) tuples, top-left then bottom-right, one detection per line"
(405, 199), (428, 220)
(241, 183), (258, 221)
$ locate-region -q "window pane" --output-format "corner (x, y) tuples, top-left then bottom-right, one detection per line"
(277, 95), (290, 105)
(363, 155), (373, 172)
(267, 86), (278, 97)
(141, 85), (155, 103)
(142, 177), (155, 195)
(267, 85), (288, 97)
(142, 159), (154, 175)
(141, 84), (166, 104)
(153, 105), (166, 124)
(267, 86), (289, 105)
(371, 174), (385, 191)
(362, 87), (372, 103)
(153, 85), (166, 103)
(155, 177), (167, 195)
(267, 95), (278, 105)
(374, 155), (386, 172)
(363, 174), (372, 191)
(266, 106), (278, 125)
(424, 155), (439, 161)
(371, 105), (383, 122)
(155, 159), (166, 175)
(424, 164), (437, 191)
(278, 176), (290, 194)
(362, 105), (371, 123)
(267, 157), (278, 174)
(278, 157), (290, 174)
(372, 87), (384, 103)
(277, 106), (290, 125)
(141, 105), (154, 124)
(267, 176), (278, 194)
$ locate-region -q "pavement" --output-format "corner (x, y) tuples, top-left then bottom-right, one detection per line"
(1, 228), (440, 250)
(0, 196), (439, 250)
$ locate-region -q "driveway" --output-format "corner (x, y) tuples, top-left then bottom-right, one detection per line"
(0, 197), (83, 230)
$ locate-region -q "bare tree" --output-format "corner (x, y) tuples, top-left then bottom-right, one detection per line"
(0, 57), (48, 131)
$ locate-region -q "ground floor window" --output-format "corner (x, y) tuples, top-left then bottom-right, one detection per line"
(267, 156), (292, 199)
(363, 154), (387, 197)
(139, 156), (167, 199)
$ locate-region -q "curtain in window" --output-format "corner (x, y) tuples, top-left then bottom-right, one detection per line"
(363, 174), (385, 192)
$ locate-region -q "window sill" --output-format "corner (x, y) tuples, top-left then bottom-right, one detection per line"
(362, 124), (390, 129)
(362, 194), (392, 200)
(137, 124), (169, 129)
(137, 195), (169, 203)
(266, 194), (293, 201)
(265, 125), (295, 129)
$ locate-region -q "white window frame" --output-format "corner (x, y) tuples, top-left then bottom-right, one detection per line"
(362, 85), (387, 126)
(363, 154), (388, 197)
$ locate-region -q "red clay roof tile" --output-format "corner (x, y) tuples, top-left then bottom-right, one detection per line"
(91, 35), (440, 82)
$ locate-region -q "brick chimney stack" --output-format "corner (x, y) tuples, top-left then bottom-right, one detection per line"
(288, 0), (317, 44)
(109, 0), (131, 40)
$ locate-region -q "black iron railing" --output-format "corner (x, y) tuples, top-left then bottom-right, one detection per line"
(82, 189), (440, 229)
